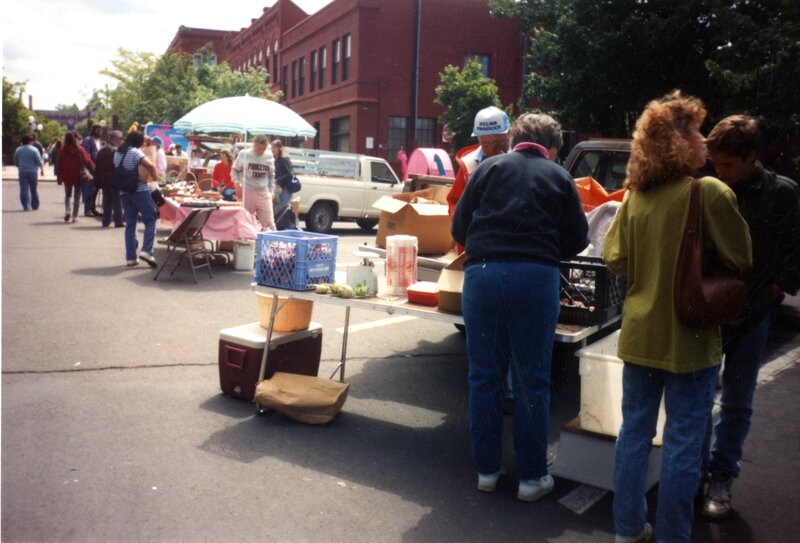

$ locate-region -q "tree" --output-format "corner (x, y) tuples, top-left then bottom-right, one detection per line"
(434, 60), (504, 154)
(101, 45), (278, 130)
(2, 77), (35, 163)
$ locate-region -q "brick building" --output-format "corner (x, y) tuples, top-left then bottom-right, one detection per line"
(169, 0), (524, 169)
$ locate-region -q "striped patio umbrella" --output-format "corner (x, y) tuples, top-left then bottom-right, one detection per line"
(173, 95), (317, 139)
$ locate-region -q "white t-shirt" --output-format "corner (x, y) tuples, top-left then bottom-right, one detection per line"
(231, 149), (275, 191)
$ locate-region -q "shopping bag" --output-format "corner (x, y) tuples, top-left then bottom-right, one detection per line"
(253, 372), (349, 424)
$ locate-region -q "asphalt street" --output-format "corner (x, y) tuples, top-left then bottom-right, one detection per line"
(2, 167), (799, 542)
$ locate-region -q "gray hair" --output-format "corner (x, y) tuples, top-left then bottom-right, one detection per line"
(253, 134), (268, 145)
(512, 113), (563, 150)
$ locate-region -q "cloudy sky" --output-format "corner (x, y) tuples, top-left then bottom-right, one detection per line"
(3, 0), (331, 111)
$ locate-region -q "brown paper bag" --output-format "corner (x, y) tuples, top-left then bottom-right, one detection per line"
(254, 372), (349, 424)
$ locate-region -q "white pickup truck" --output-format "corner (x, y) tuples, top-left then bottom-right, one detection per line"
(286, 147), (404, 233)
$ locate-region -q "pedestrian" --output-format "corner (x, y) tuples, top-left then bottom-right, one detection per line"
(114, 131), (159, 267)
(397, 146), (408, 180)
(81, 124), (105, 217)
(93, 130), (125, 228)
(13, 133), (45, 211)
(447, 106), (511, 254)
(603, 91), (752, 543)
(56, 131), (94, 223)
(150, 136), (168, 178)
(231, 134), (276, 231)
(173, 144), (188, 159)
(271, 139), (294, 209)
(451, 113), (589, 503)
(49, 139), (63, 182)
(699, 115), (800, 520)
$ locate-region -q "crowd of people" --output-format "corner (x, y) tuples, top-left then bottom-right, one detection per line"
(11, 95), (799, 542)
(13, 125), (302, 267)
(450, 94), (798, 543)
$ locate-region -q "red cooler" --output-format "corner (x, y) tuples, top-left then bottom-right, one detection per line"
(218, 322), (322, 401)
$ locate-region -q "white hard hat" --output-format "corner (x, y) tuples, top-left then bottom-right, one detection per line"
(471, 106), (510, 137)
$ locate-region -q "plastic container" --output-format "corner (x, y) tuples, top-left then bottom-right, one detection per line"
(406, 281), (439, 306)
(385, 235), (417, 295)
(559, 256), (627, 324)
(257, 293), (314, 332)
(233, 239), (256, 271)
(254, 230), (338, 290)
(576, 330), (666, 445)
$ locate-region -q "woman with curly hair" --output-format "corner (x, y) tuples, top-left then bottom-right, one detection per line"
(604, 91), (752, 543)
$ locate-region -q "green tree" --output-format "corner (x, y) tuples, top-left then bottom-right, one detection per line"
(434, 60), (504, 154)
(2, 77), (37, 163)
(101, 45), (278, 130)
(489, 0), (800, 148)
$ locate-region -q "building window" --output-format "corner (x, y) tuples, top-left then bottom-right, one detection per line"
(415, 118), (436, 148)
(313, 122), (320, 149)
(318, 47), (326, 89)
(291, 61), (297, 98)
(342, 33), (351, 81)
(208, 54), (217, 66)
(388, 116), (408, 160)
(330, 116), (350, 152)
(464, 54), (490, 77)
(332, 39), (340, 84)
(273, 55), (279, 82)
(298, 57), (305, 96)
(310, 51), (317, 92)
(282, 65), (288, 99)
(193, 53), (203, 68)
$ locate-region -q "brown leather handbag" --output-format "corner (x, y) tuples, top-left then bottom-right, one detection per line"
(674, 178), (746, 327)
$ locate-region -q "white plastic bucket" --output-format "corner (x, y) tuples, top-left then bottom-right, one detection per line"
(233, 239), (256, 271)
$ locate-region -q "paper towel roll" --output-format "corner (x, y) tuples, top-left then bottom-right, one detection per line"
(385, 235), (418, 295)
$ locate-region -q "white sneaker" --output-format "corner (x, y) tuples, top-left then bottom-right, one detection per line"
(517, 474), (554, 502)
(139, 251), (157, 268)
(477, 468), (505, 493)
(126, 259), (139, 267)
(615, 522), (653, 543)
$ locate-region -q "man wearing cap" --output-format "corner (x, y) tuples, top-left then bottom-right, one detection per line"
(446, 106), (511, 252)
(93, 130), (125, 227)
(81, 123), (105, 217)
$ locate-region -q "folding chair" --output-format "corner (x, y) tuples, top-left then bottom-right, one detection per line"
(154, 207), (217, 283)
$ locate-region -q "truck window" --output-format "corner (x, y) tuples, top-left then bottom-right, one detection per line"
(370, 162), (397, 184)
(571, 151), (629, 191)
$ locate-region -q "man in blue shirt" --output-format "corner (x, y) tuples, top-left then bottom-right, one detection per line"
(13, 133), (44, 211)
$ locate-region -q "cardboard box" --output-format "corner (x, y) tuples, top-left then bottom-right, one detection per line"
(373, 190), (453, 254)
(437, 252), (467, 314)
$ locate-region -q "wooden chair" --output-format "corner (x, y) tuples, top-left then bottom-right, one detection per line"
(154, 207), (217, 283)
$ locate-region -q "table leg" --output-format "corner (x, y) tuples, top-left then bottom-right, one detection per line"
(255, 294), (279, 415)
(330, 305), (351, 382)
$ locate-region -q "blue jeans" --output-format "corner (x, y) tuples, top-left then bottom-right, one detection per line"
(702, 313), (771, 475)
(120, 190), (157, 261)
(614, 362), (719, 543)
(462, 260), (559, 480)
(19, 171), (39, 210)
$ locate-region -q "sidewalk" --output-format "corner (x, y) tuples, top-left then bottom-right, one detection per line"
(3, 163), (57, 182)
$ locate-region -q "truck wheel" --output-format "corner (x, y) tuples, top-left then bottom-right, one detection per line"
(306, 202), (335, 233)
(355, 218), (378, 231)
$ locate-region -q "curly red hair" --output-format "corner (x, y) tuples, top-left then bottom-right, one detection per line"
(626, 90), (707, 191)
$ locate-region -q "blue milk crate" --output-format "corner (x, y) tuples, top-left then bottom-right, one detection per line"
(254, 230), (338, 290)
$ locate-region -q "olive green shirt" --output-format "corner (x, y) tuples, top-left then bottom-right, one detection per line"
(604, 176), (752, 373)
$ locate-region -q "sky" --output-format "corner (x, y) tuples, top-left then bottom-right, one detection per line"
(2, 0), (332, 111)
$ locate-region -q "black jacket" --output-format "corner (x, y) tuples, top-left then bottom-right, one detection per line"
(452, 149), (589, 267)
(727, 165), (800, 332)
